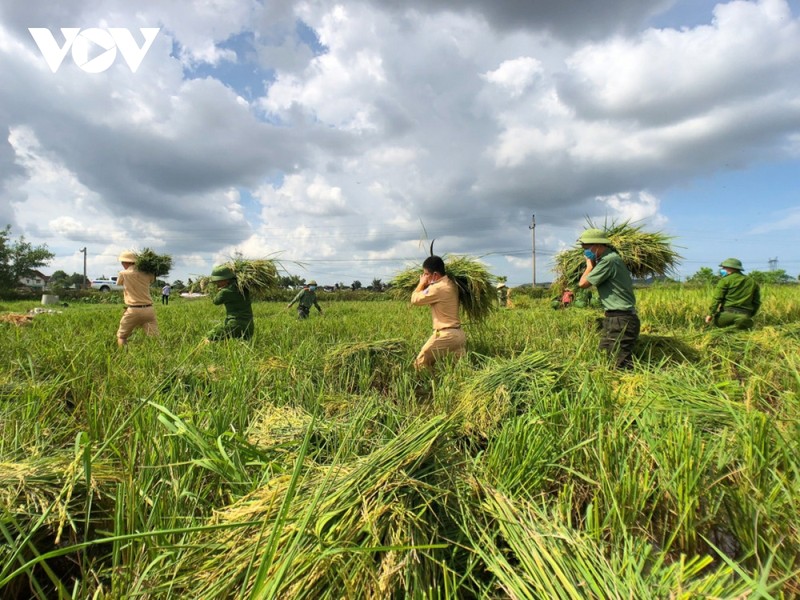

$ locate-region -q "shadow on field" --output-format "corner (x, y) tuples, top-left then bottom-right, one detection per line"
(635, 334), (699, 366)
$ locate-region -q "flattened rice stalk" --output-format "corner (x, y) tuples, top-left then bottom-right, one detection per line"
(553, 219), (681, 290)
(391, 255), (498, 323)
(134, 248), (173, 276)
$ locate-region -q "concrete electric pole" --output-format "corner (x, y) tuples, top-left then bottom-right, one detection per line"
(80, 247), (87, 289)
(529, 214), (536, 287)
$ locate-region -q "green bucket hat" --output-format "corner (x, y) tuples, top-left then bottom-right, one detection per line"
(209, 265), (235, 282)
(719, 258), (744, 271)
(577, 228), (612, 245)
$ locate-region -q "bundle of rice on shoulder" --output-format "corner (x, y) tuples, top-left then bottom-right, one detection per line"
(391, 244), (498, 325)
(552, 220), (681, 292)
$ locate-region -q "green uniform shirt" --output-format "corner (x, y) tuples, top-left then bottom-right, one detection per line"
(709, 272), (760, 315)
(213, 286), (253, 324)
(586, 250), (636, 312)
(289, 288), (321, 311)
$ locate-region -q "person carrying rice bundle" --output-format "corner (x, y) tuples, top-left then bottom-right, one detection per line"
(287, 280), (323, 319)
(705, 258), (760, 330)
(206, 265), (254, 341)
(116, 250), (159, 346)
(496, 282), (509, 307)
(577, 228), (640, 370)
(410, 254), (466, 371)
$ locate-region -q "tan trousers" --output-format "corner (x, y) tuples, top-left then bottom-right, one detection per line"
(414, 328), (466, 370)
(117, 306), (159, 341)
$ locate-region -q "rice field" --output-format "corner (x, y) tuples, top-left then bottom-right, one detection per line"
(1, 285), (799, 598)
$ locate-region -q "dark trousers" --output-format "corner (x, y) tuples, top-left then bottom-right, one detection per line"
(297, 306), (310, 319)
(600, 313), (640, 369)
(162, 294), (169, 305)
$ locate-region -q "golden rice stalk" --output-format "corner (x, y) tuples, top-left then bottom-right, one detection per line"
(134, 248), (173, 276)
(391, 255), (498, 323)
(247, 404), (314, 448)
(553, 220), (681, 289)
(453, 352), (557, 437)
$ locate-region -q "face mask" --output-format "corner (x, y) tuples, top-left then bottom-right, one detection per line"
(719, 269), (727, 277)
(583, 249), (596, 261)
(309, 285), (317, 291)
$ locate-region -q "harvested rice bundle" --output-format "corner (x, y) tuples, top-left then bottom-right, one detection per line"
(163, 415), (463, 599)
(391, 255), (498, 323)
(324, 339), (408, 394)
(453, 351), (557, 436)
(553, 220), (681, 290)
(191, 256), (280, 298)
(134, 248), (173, 276)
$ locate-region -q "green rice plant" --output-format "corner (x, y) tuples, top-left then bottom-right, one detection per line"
(461, 482), (764, 598)
(391, 255), (498, 323)
(553, 219), (681, 289)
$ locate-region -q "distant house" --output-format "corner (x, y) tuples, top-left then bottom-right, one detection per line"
(18, 270), (49, 290)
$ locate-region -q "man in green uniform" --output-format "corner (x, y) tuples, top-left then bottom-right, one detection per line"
(411, 255), (466, 370)
(206, 265), (254, 341)
(705, 258), (760, 330)
(577, 228), (640, 369)
(287, 280), (323, 319)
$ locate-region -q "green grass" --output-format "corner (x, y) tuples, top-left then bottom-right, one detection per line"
(1, 286), (799, 598)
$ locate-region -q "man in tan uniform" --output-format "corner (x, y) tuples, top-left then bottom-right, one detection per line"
(411, 255), (466, 370)
(116, 250), (158, 346)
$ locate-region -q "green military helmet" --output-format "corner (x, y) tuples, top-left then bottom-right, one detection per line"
(577, 228), (612, 245)
(307, 280), (317, 286)
(719, 258), (744, 271)
(209, 265), (235, 281)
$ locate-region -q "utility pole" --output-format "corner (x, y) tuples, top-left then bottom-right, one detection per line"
(768, 257), (778, 271)
(80, 247), (87, 289)
(529, 214), (536, 287)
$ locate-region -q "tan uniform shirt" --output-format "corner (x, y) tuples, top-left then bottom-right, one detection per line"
(411, 275), (461, 330)
(117, 268), (155, 305)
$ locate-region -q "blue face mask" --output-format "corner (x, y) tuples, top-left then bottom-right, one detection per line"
(309, 285), (317, 291)
(583, 249), (596, 261)
(719, 269), (727, 277)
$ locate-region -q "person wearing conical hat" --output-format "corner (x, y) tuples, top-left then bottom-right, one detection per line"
(577, 228), (639, 369)
(496, 282), (509, 307)
(206, 265), (254, 341)
(116, 250), (159, 346)
(287, 279), (323, 319)
(705, 258), (760, 330)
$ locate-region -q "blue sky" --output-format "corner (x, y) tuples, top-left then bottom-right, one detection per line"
(1, 0), (799, 286)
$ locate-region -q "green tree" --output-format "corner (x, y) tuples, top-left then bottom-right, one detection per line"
(370, 278), (383, 291)
(279, 275), (305, 288)
(749, 269), (790, 284)
(351, 280), (362, 290)
(0, 225), (55, 294)
(171, 280), (186, 291)
(67, 272), (87, 288)
(48, 269), (70, 288)
(686, 267), (719, 285)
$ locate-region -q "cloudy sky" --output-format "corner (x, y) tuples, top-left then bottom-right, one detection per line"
(1, 0), (799, 286)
